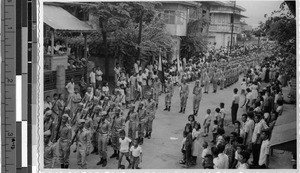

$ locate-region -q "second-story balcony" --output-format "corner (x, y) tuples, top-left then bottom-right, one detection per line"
(209, 23), (241, 33)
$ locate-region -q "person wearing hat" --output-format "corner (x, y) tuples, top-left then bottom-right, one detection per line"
(72, 102), (84, 126)
(163, 77), (174, 111)
(219, 69), (225, 90)
(137, 102), (147, 144)
(179, 79), (189, 114)
(57, 114), (72, 168)
(44, 130), (57, 168)
(44, 110), (55, 142)
(75, 119), (89, 169)
(126, 104), (139, 140)
(192, 80), (202, 116)
(96, 110), (111, 167)
(90, 105), (102, 154)
(110, 107), (125, 160)
(144, 93), (156, 139)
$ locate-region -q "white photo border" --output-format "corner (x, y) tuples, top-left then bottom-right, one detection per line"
(35, 0), (300, 172)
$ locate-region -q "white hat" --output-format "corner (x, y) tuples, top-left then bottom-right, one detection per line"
(44, 110), (52, 116)
(78, 119), (85, 124)
(44, 130), (51, 136)
(62, 114), (69, 119)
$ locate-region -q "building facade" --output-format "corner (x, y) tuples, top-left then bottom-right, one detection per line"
(208, 2), (246, 49)
(161, 1), (211, 61)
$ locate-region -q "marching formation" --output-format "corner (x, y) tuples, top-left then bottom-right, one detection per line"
(44, 64), (160, 169)
(43, 42), (291, 169)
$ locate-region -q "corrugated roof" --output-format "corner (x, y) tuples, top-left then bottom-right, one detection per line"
(269, 103), (296, 148)
(44, 5), (94, 32)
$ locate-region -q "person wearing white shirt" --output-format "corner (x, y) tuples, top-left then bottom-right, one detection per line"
(259, 130), (270, 168)
(243, 112), (255, 148)
(95, 66), (103, 88)
(102, 82), (110, 96)
(214, 144), (229, 169)
(65, 78), (75, 106)
(44, 96), (53, 111)
(114, 64), (121, 85)
(89, 68), (96, 89)
(251, 114), (264, 166)
(118, 130), (132, 169)
(130, 139), (142, 169)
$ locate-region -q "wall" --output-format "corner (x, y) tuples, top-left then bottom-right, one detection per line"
(171, 36), (181, 61)
(209, 33), (237, 49)
(162, 3), (190, 36)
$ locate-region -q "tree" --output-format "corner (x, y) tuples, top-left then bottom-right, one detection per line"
(80, 2), (131, 79)
(180, 17), (209, 60)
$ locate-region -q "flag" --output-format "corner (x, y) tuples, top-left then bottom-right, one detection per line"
(158, 50), (162, 71)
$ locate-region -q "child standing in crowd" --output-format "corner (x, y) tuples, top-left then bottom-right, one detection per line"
(118, 130), (132, 169)
(130, 139), (142, 169)
(211, 120), (218, 144)
(201, 141), (210, 164)
(191, 123), (201, 165)
(219, 103), (226, 129)
(183, 124), (193, 168)
(215, 108), (222, 128)
(237, 151), (250, 169)
(179, 131), (188, 165)
(203, 109), (212, 137)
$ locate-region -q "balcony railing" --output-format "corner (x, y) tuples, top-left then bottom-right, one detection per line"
(209, 24), (240, 33)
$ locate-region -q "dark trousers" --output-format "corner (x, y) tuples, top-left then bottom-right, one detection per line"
(185, 145), (192, 166)
(231, 104), (239, 124)
(252, 143), (261, 166)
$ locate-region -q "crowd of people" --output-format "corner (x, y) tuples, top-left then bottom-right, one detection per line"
(179, 46), (288, 169)
(43, 42), (291, 169)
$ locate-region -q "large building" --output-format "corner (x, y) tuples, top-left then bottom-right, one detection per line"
(208, 1), (247, 49)
(160, 1), (213, 61)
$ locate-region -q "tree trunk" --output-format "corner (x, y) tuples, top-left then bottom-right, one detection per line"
(99, 18), (109, 81)
(137, 11), (144, 61)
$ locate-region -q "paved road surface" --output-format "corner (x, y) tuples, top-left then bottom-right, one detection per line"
(55, 75), (292, 169)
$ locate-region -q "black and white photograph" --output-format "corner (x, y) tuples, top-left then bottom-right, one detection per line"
(41, 0), (297, 170)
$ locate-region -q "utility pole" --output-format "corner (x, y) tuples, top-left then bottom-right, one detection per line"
(230, 1), (236, 55)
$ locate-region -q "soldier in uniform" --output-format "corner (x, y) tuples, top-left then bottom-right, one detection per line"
(163, 77), (174, 111)
(137, 102), (147, 144)
(179, 79), (189, 114)
(212, 69), (219, 93)
(192, 80), (202, 116)
(220, 69), (225, 90)
(44, 110), (55, 142)
(57, 114), (72, 168)
(44, 130), (57, 168)
(144, 94), (156, 139)
(110, 107), (126, 160)
(153, 78), (161, 108)
(126, 104), (139, 140)
(72, 102), (84, 126)
(91, 105), (102, 154)
(75, 119), (89, 169)
(96, 111), (111, 167)
(204, 69), (210, 94)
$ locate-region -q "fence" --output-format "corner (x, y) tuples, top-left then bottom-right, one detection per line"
(44, 71), (57, 91)
(65, 67), (87, 84)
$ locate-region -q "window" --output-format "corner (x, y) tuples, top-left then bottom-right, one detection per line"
(164, 10), (176, 24)
(177, 11), (185, 25)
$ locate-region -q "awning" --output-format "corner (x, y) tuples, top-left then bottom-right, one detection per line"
(269, 104), (296, 153)
(44, 5), (94, 32)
